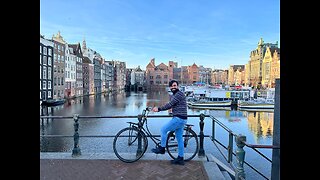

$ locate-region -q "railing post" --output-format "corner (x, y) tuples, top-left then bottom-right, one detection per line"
(198, 113), (205, 157)
(211, 117), (215, 141)
(228, 132), (233, 163)
(235, 134), (246, 180)
(271, 78), (280, 180)
(136, 114), (143, 155)
(72, 114), (81, 157)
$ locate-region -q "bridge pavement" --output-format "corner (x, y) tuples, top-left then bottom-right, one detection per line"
(40, 152), (233, 180)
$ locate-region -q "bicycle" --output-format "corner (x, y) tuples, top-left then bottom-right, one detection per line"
(113, 107), (199, 163)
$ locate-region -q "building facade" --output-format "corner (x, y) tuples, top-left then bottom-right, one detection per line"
(40, 35), (54, 103)
(52, 31), (66, 99)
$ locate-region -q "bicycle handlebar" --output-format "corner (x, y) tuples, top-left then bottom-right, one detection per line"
(141, 106), (153, 117)
(146, 106), (153, 111)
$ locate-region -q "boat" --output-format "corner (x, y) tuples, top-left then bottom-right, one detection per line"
(41, 99), (66, 106)
(188, 104), (232, 110)
(237, 98), (274, 109)
(187, 98), (232, 108)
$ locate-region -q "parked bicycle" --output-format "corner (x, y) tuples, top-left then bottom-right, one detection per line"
(113, 107), (199, 163)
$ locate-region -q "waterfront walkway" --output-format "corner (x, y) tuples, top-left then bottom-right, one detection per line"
(40, 152), (234, 180)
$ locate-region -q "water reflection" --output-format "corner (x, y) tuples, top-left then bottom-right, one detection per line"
(245, 111), (274, 143)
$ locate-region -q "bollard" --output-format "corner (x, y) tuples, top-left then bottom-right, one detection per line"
(235, 134), (246, 180)
(198, 113), (205, 157)
(72, 114), (81, 157)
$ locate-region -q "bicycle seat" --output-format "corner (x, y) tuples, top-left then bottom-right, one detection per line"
(185, 124), (194, 127)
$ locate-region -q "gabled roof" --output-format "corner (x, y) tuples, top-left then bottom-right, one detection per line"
(157, 63), (168, 68)
(146, 62), (155, 68)
(69, 43), (83, 57)
(191, 63), (198, 67)
(82, 56), (92, 64)
(268, 47), (280, 58)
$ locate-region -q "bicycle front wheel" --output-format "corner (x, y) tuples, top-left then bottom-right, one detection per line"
(113, 127), (148, 163)
(166, 127), (199, 161)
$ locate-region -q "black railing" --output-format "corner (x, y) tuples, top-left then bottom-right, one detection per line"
(40, 113), (279, 180)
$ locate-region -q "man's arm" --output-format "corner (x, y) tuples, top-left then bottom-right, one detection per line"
(158, 92), (183, 111)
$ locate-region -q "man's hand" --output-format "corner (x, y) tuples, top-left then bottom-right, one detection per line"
(152, 107), (159, 112)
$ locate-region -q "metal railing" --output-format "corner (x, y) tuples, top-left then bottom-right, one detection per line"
(40, 112), (279, 180)
(208, 115), (280, 180)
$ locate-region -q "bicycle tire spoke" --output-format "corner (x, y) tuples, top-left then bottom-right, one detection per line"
(166, 127), (199, 161)
(113, 127), (148, 163)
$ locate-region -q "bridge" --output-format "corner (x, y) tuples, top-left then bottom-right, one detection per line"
(40, 80), (280, 180)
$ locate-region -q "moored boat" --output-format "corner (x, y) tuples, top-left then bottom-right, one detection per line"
(41, 99), (66, 106)
(187, 99), (232, 108)
(237, 98), (274, 109)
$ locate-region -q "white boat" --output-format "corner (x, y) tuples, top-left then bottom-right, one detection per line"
(188, 99), (232, 108)
(237, 98), (274, 109)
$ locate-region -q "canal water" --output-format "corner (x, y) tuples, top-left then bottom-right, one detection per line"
(40, 89), (275, 179)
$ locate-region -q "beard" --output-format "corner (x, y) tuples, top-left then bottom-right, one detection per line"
(170, 88), (178, 94)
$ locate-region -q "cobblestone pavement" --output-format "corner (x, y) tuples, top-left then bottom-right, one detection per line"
(40, 159), (209, 180)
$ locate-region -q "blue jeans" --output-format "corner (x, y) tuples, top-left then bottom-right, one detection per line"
(160, 116), (187, 157)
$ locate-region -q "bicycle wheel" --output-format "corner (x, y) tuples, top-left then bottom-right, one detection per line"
(166, 127), (199, 161)
(113, 127), (148, 163)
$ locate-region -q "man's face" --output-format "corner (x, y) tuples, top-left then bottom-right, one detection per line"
(170, 82), (178, 93)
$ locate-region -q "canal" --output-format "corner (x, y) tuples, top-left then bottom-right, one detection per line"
(40, 89), (274, 179)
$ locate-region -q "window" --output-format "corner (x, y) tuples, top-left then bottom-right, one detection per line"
(48, 67), (51, 79)
(40, 91), (42, 99)
(43, 56), (47, 65)
(40, 55), (42, 64)
(48, 81), (51, 89)
(48, 91), (51, 98)
(43, 67), (47, 79)
(48, 48), (52, 56)
(48, 57), (52, 65)
(43, 47), (47, 55)
(40, 45), (42, 53)
(40, 65), (42, 79)
(43, 81), (46, 89)
(40, 80), (42, 90)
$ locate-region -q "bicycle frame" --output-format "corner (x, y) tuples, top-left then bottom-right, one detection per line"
(113, 107), (199, 163)
(129, 107), (161, 148)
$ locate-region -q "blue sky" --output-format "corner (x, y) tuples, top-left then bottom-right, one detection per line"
(40, 0), (280, 69)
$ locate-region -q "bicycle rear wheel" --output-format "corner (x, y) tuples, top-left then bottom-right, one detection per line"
(113, 127), (148, 163)
(166, 127), (199, 161)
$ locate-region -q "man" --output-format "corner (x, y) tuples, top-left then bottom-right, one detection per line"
(151, 79), (188, 165)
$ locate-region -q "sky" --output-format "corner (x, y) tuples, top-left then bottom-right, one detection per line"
(40, 0), (280, 70)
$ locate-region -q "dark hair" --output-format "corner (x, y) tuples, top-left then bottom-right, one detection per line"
(169, 79), (179, 87)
